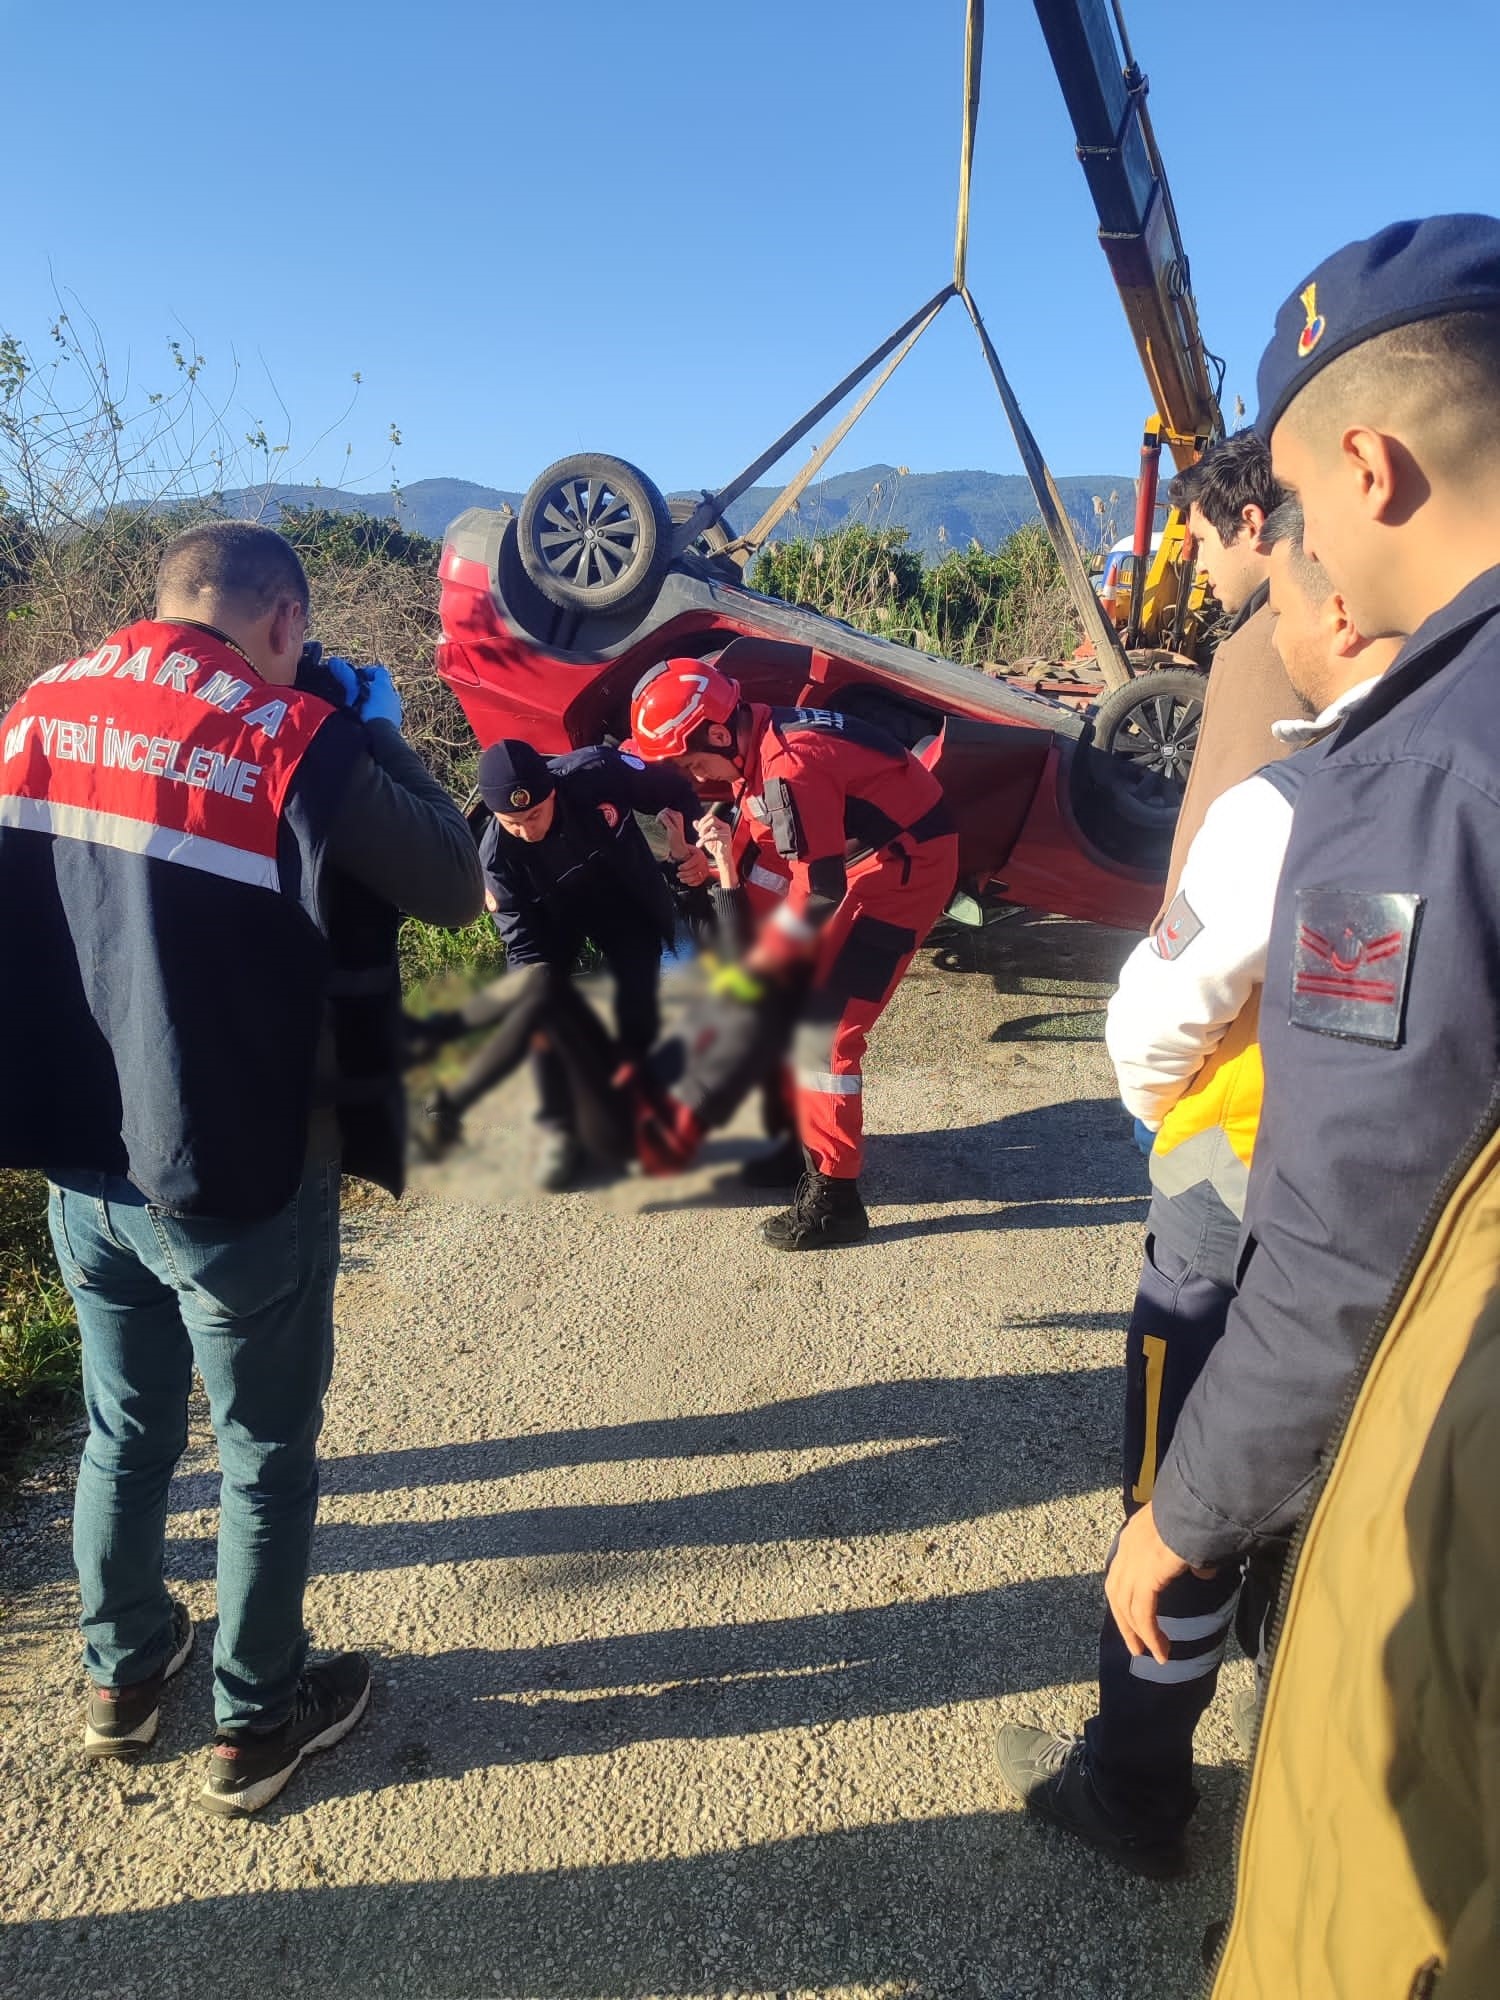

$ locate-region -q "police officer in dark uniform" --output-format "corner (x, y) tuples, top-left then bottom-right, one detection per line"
(1100, 218), (1500, 1711)
(417, 737), (704, 1185)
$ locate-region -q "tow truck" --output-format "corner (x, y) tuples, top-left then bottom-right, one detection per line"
(434, 0), (1223, 933)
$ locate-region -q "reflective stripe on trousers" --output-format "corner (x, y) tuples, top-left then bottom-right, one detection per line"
(793, 834), (958, 1177)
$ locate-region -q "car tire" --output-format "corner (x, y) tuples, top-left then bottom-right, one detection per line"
(518, 453), (673, 614)
(1090, 666), (1204, 825)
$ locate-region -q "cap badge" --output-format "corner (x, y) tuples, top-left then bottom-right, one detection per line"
(1297, 283), (1326, 358)
(509, 787), (531, 809)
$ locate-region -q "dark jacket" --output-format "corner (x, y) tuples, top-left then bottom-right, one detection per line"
(1154, 563), (1500, 1564)
(309, 687), (483, 1197)
(0, 622), (481, 1219)
(479, 745), (699, 965)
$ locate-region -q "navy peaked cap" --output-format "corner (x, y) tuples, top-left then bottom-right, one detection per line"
(478, 738), (556, 813)
(1255, 213), (1500, 439)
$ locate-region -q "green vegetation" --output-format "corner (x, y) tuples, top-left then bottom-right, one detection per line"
(750, 519), (1080, 664)
(0, 1171), (79, 1477)
(0, 321), (497, 1453)
(400, 914), (505, 987)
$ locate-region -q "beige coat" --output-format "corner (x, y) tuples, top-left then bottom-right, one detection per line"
(1211, 1119), (1500, 2000)
(1159, 591), (1297, 918)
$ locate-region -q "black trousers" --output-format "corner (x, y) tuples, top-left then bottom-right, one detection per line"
(441, 966), (635, 1163)
(530, 913), (662, 1134)
(445, 909), (662, 1135)
(1084, 1232), (1254, 1839)
(434, 965), (792, 1172)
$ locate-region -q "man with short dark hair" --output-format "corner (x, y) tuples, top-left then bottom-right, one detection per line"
(0, 519), (483, 1814)
(1105, 218), (1500, 1766)
(153, 517), (311, 612)
(1155, 432), (1297, 910)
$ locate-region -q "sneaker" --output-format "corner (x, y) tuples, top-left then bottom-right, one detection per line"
(83, 1598), (195, 1761)
(762, 1170), (869, 1251)
(199, 1653), (372, 1817)
(994, 1723), (1187, 1880)
(535, 1128), (582, 1192)
(738, 1136), (807, 1189)
(411, 1090), (463, 1162)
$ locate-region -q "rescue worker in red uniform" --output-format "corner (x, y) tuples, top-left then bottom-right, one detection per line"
(629, 658), (958, 1250)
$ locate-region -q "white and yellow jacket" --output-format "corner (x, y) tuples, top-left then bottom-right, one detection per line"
(1105, 680), (1380, 1281)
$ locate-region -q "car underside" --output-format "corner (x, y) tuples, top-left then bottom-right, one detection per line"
(436, 462), (1180, 935)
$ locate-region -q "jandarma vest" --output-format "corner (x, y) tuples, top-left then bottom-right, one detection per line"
(0, 619), (365, 1218)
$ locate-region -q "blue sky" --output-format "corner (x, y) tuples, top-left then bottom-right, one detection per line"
(7, 0), (1499, 499)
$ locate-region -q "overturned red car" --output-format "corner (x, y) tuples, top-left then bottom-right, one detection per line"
(434, 454), (1175, 933)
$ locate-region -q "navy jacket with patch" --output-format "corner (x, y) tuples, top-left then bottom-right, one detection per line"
(479, 746), (700, 965)
(1153, 564), (1500, 1565)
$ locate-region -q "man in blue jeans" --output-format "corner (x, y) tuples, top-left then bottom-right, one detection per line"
(0, 522), (483, 1812)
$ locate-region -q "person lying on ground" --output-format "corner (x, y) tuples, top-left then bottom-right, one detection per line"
(412, 808), (802, 1176)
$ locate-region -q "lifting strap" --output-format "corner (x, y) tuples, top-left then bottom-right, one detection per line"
(677, 0), (1134, 693)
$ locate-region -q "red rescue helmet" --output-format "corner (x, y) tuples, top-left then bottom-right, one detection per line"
(629, 658), (741, 760)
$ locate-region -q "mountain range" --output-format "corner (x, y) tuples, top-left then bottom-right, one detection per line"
(217, 463), (1138, 563)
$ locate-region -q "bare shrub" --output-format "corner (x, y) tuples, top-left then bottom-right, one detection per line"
(1, 317), (475, 791)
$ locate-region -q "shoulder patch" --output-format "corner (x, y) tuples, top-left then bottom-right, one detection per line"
(1151, 892), (1202, 961)
(1288, 888), (1422, 1047)
(619, 752), (645, 770)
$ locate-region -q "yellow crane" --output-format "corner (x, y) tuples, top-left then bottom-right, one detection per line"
(1033, 0), (1224, 666)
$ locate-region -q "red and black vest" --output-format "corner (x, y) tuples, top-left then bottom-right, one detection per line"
(0, 619), (368, 1217)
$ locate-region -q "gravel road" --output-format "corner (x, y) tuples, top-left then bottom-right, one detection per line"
(0, 912), (1246, 2000)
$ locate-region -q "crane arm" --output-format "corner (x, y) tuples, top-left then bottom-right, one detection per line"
(1032, 0), (1222, 466)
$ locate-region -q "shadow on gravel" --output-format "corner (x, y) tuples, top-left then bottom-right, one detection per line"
(861, 1096), (1147, 1241)
(161, 1368), (1120, 1580)
(639, 1097), (1149, 1233)
(314, 1572), (1108, 1791)
(0, 1803), (1234, 2000)
(863, 1101), (1145, 1211)
(930, 909), (1135, 996)
(929, 912), (1138, 1045)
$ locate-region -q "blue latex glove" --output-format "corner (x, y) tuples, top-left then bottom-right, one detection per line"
(353, 663), (403, 729)
(320, 656), (403, 729)
(1133, 1117), (1156, 1158)
(321, 655), (361, 708)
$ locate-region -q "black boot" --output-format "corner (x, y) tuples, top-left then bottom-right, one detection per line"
(411, 1089), (464, 1162)
(761, 1170), (869, 1251)
(994, 1723), (1187, 1879)
(739, 1136), (807, 1189)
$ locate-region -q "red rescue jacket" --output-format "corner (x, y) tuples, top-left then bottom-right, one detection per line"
(0, 620), (365, 1217)
(734, 703), (949, 959)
